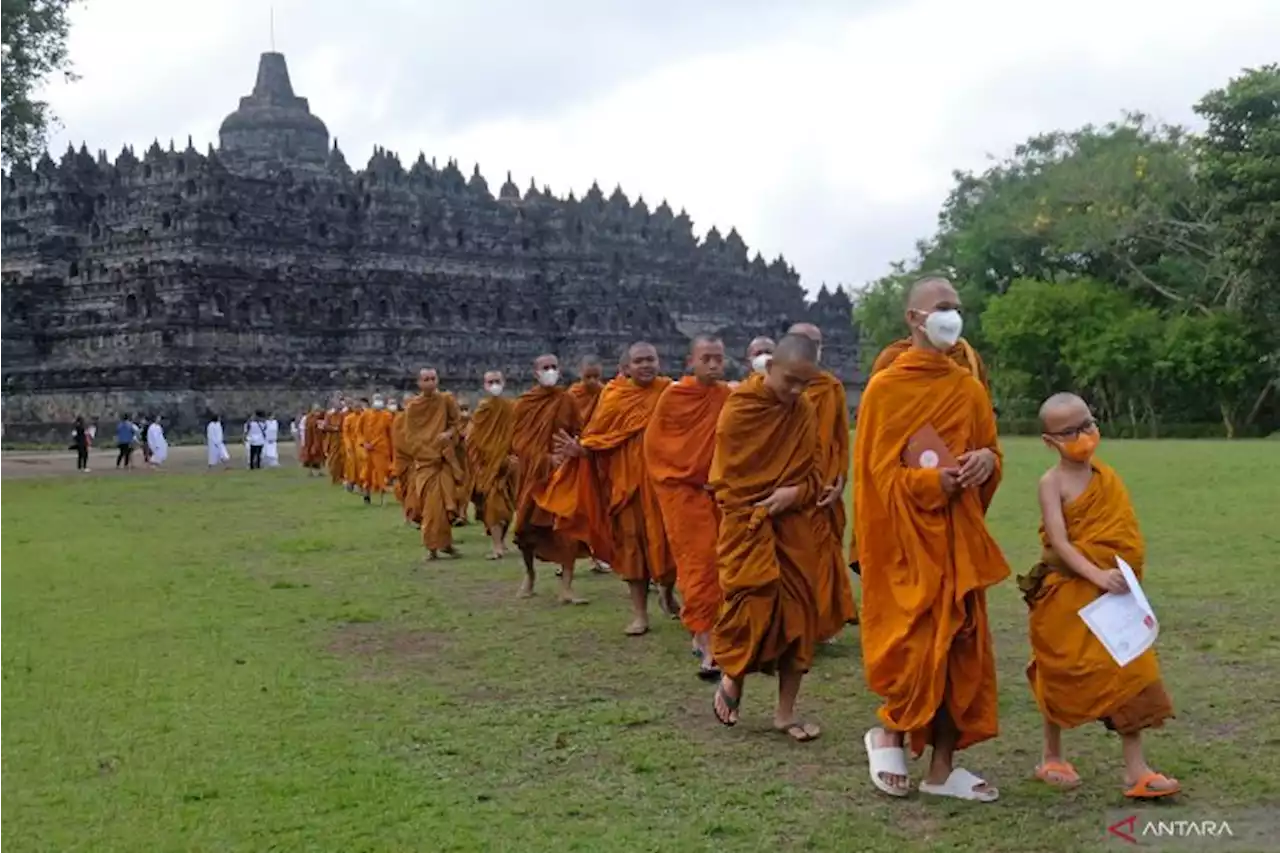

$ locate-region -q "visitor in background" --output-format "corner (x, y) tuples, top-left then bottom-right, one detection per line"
(146, 416), (169, 467)
(245, 410), (268, 470)
(206, 413), (231, 469)
(115, 413), (137, 468)
(264, 412), (280, 467)
(71, 416), (91, 472)
(139, 415), (153, 464)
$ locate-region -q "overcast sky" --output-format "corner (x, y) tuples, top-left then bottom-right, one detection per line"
(39, 0), (1280, 294)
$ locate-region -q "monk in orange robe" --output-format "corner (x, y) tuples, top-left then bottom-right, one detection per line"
(709, 334), (824, 740)
(303, 405), (326, 475)
(856, 276), (1008, 802)
(568, 355), (605, 426)
(789, 322), (857, 641)
(644, 335), (731, 678)
(402, 368), (463, 558)
(727, 337), (773, 391)
(468, 370), (518, 559)
(540, 341), (678, 635)
(341, 399), (365, 491)
(1022, 392), (1178, 798)
(451, 400), (474, 526)
(512, 354), (589, 602)
(392, 393), (416, 521)
(324, 399), (346, 486)
(361, 394), (395, 505)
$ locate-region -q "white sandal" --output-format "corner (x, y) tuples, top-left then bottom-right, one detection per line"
(918, 767), (999, 802)
(864, 727), (910, 797)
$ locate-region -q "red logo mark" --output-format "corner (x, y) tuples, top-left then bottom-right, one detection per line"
(1143, 614), (1155, 629)
(1109, 815), (1138, 844)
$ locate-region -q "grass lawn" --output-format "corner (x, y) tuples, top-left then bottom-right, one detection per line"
(3, 438), (1279, 852)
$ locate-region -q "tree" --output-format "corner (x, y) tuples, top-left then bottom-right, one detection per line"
(1, 0), (80, 167)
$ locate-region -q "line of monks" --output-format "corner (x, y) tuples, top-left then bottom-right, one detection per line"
(294, 275), (1180, 804)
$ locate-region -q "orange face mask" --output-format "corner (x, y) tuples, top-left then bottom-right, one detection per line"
(1059, 430), (1100, 462)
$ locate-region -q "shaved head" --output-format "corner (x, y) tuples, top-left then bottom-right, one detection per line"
(1039, 392), (1089, 432)
(786, 322), (822, 344)
(417, 367), (438, 395)
(688, 335), (725, 384)
(747, 336), (775, 359)
(627, 341), (659, 386)
(534, 353), (558, 373)
(765, 333), (820, 405)
(579, 353), (603, 387)
(906, 276), (959, 312)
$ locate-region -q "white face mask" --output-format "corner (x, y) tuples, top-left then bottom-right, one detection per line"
(750, 353), (772, 375)
(388, 403), (398, 412)
(485, 382), (504, 397)
(373, 399), (385, 410)
(537, 368), (560, 387)
(921, 309), (963, 349)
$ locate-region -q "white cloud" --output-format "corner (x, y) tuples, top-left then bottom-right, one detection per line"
(39, 0), (1280, 293)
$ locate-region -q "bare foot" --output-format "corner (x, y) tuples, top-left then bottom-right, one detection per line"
(558, 592), (589, 605)
(774, 719), (822, 742)
(713, 675), (742, 726)
(868, 728), (909, 794)
(658, 588), (681, 619)
(624, 618), (649, 636)
(516, 580), (536, 599)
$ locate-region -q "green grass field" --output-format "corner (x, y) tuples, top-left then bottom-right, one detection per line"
(3, 439), (1279, 852)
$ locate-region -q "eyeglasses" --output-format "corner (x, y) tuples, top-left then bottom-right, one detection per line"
(1047, 418), (1098, 439)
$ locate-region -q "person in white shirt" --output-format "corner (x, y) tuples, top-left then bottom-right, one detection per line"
(146, 416), (169, 466)
(206, 414), (231, 468)
(263, 413), (280, 467)
(244, 410), (268, 470)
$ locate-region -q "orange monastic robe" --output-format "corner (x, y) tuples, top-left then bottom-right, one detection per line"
(644, 376), (730, 636)
(392, 410), (411, 510)
(453, 411), (474, 522)
(303, 412), (326, 469)
(467, 396), (517, 531)
(538, 377), (675, 584)
(568, 381), (603, 426)
(710, 374), (823, 678)
(402, 392), (462, 550)
(854, 348), (1009, 756)
(1020, 461), (1173, 733)
(854, 337), (992, 570)
(342, 410), (362, 486)
(362, 407), (395, 495)
(511, 386), (585, 565)
(324, 409), (345, 485)
(803, 371), (858, 638)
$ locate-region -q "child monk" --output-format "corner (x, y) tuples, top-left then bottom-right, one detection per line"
(1022, 392), (1179, 799)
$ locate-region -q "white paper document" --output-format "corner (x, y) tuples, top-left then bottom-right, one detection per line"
(1077, 557), (1159, 667)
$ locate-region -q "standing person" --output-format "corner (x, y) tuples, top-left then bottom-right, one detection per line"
(303, 404), (326, 476)
(245, 410), (268, 470)
(568, 355), (605, 425)
(402, 368), (463, 560)
(115, 413), (137, 469)
(788, 322), (857, 643)
(138, 415), (153, 464)
(709, 334), (825, 739)
(206, 414), (231, 468)
(293, 412), (306, 464)
(540, 341), (678, 636)
(324, 399), (346, 485)
(856, 276), (1007, 802)
(361, 395), (395, 506)
(264, 412), (280, 468)
(644, 336), (732, 679)
(342, 399), (364, 490)
(71, 416), (91, 472)
(467, 371), (518, 559)
(146, 416), (169, 467)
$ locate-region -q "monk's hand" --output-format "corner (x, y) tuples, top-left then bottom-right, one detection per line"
(755, 485), (801, 516)
(439, 429), (455, 442)
(1089, 567), (1129, 595)
(553, 429), (585, 458)
(939, 467), (962, 496)
(956, 448), (996, 488)
(817, 474), (845, 508)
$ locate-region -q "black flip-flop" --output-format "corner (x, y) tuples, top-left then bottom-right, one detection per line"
(713, 682), (740, 727)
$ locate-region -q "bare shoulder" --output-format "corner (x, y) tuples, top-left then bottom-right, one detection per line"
(1038, 466), (1064, 499)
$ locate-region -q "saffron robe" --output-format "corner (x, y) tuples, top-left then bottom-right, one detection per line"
(303, 412), (326, 469)
(342, 410), (362, 485)
(802, 371), (858, 637)
(402, 393), (462, 550)
(324, 410), (345, 485)
(853, 337), (993, 569)
(1019, 461), (1173, 734)
(392, 410), (410, 506)
(467, 396), (518, 531)
(511, 385), (586, 565)
(362, 408), (395, 495)
(854, 348), (1009, 756)
(568, 381), (603, 426)
(538, 376), (675, 584)
(709, 374), (822, 678)
(644, 376), (730, 635)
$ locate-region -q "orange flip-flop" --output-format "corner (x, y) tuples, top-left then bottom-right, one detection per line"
(1035, 761), (1081, 789)
(1125, 771), (1180, 799)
